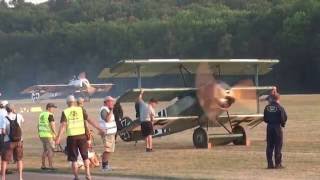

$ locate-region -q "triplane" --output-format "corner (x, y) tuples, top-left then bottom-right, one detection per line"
(99, 59), (279, 148)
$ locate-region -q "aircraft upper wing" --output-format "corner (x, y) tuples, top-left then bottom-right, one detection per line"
(117, 88), (196, 102)
(99, 59), (279, 78)
(21, 84), (71, 94)
(90, 84), (114, 92)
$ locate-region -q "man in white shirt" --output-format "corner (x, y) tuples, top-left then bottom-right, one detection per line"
(99, 96), (117, 171)
(1, 104), (24, 180)
(138, 90), (158, 152)
(0, 100), (8, 172)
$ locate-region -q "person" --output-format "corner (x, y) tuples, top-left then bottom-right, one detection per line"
(0, 101), (8, 172)
(38, 103), (57, 171)
(55, 95), (104, 180)
(264, 93), (287, 169)
(1, 104), (24, 180)
(99, 96), (117, 171)
(138, 90), (158, 152)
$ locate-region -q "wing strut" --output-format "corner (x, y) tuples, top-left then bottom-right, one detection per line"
(179, 64), (192, 87)
(255, 64), (260, 113)
(136, 64), (142, 88)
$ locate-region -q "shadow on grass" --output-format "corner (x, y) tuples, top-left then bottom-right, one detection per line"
(24, 168), (204, 180)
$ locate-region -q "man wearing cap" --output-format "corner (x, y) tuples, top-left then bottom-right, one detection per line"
(55, 95), (104, 180)
(99, 96), (117, 171)
(0, 101), (8, 171)
(264, 93), (287, 169)
(38, 103), (57, 171)
(138, 90), (158, 152)
(1, 104), (24, 180)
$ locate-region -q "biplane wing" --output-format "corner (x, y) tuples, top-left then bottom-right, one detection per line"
(117, 86), (275, 103)
(99, 59), (279, 78)
(90, 84), (114, 92)
(20, 84), (72, 94)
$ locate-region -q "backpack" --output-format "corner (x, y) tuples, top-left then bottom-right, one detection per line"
(6, 115), (22, 142)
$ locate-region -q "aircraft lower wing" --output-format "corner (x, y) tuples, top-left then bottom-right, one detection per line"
(117, 88), (196, 102)
(90, 84), (114, 92)
(21, 84), (72, 94)
(214, 114), (264, 129)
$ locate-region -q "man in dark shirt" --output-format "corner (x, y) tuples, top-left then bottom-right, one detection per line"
(56, 95), (104, 180)
(264, 93), (287, 169)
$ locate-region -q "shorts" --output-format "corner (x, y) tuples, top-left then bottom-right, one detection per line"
(141, 121), (153, 137)
(66, 134), (88, 162)
(40, 137), (55, 154)
(102, 134), (115, 153)
(0, 134), (5, 154)
(1, 141), (23, 161)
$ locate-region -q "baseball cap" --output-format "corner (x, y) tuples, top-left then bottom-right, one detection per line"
(66, 95), (76, 102)
(104, 96), (115, 102)
(46, 103), (57, 109)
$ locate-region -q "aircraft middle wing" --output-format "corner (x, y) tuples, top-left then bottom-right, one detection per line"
(117, 88), (196, 102)
(21, 84), (71, 94)
(90, 84), (114, 92)
(117, 86), (275, 103)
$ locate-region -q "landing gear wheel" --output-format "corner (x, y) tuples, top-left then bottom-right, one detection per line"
(193, 127), (208, 148)
(232, 125), (247, 145)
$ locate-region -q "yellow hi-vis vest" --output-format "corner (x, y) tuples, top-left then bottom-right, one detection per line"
(64, 107), (85, 136)
(38, 111), (54, 138)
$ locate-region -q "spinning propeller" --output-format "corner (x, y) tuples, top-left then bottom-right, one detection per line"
(195, 63), (257, 121)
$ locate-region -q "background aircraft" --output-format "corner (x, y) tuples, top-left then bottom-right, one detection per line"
(21, 72), (113, 102)
(99, 59), (278, 148)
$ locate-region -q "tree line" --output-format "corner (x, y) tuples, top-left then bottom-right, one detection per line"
(0, 0), (319, 97)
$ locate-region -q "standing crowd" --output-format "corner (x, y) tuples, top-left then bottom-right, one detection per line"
(0, 88), (287, 180)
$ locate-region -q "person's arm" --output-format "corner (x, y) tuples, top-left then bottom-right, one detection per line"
(87, 117), (105, 136)
(84, 108), (105, 136)
(263, 107), (268, 123)
(280, 106), (288, 127)
(48, 115), (56, 137)
(138, 89), (144, 101)
(55, 122), (66, 144)
(55, 112), (67, 144)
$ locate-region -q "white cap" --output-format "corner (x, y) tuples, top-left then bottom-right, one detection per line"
(66, 95), (76, 102)
(104, 96), (115, 102)
(0, 100), (8, 106)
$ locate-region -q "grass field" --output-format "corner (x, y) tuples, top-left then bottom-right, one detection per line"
(6, 95), (320, 179)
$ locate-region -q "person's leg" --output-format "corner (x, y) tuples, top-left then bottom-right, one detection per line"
(1, 161), (7, 180)
(16, 160), (23, 180)
(48, 149), (54, 168)
(71, 161), (79, 179)
(14, 142), (24, 180)
(41, 151), (47, 168)
(275, 128), (283, 167)
(84, 159), (91, 180)
(266, 128), (275, 168)
(149, 136), (153, 150)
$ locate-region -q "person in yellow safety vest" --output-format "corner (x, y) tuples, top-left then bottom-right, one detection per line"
(55, 95), (105, 180)
(38, 103), (57, 171)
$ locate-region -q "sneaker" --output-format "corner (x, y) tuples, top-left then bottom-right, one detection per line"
(267, 166), (274, 169)
(275, 164), (285, 169)
(101, 165), (112, 172)
(40, 167), (47, 170)
(47, 168), (57, 171)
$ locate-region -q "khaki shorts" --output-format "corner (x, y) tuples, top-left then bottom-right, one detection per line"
(102, 134), (115, 153)
(40, 137), (55, 153)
